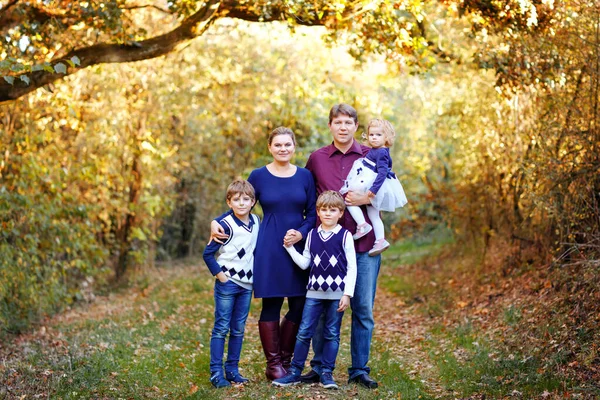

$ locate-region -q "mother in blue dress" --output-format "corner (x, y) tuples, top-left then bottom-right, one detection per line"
(212, 127), (316, 381)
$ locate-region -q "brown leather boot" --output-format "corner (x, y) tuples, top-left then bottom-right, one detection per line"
(279, 318), (300, 372)
(258, 321), (286, 380)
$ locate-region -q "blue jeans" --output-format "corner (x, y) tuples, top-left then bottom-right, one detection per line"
(291, 298), (345, 374)
(209, 279), (252, 375)
(309, 252), (381, 379)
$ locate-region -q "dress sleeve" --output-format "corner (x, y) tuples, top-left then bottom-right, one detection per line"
(369, 150), (391, 195)
(297, 170), (317, 239)
(202, 219), (232, 276)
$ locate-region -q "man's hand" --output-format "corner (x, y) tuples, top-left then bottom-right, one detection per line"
(345, 190), (371, 206)
(210, 220), (229, 244)
(338, 295), (350, 312)
(283, 229), (303, 247)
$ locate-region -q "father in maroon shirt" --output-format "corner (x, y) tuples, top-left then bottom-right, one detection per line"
(301, 103), (381, 389)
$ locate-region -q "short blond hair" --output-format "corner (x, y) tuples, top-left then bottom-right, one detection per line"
(367, 119), (396, 147)
(316, 190), (345, 211)
(226, 179), (255, 202)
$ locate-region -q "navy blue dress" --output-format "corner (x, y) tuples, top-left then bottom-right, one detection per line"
(248, 166), (317, 298)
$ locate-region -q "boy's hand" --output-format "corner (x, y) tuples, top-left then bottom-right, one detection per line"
(210, 220), (229, 244)
(283, 229), (302, 247)
(216, 272), (229, 283)
(337, 295), (350, 312)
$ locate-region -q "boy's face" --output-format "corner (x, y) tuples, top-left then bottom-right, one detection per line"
(328, 114), (358, 148)
(317, 206), (344, 228)
(227, 193), (255, 218)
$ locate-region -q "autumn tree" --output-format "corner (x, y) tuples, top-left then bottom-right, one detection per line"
(0, 0), (557, 102)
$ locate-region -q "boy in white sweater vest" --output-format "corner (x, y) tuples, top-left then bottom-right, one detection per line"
(203, 180), (259, 388)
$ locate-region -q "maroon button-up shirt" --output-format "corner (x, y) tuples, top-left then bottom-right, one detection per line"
(305, 139), (376, 253)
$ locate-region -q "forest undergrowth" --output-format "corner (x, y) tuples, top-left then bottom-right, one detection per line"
(0, 234), (598, 399)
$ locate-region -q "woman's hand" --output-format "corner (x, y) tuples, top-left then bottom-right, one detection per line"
(345, 190), (371, 206)
(283, 229), (303, 247)
(210, 220), (229, 244)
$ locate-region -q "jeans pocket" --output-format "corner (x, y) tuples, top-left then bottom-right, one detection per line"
(215, 278), (230, 289)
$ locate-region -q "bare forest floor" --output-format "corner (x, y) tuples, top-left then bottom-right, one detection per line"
(1, 236), (598, 399)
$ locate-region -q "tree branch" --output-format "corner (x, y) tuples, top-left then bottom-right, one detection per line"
(220, 0), (329, 26)
(0, 0), (19, 15)
(122, 4), (173, 14)
(414, 17), (458, 63)
(0, 0), (71, 34)
(0, 0), (221, 103)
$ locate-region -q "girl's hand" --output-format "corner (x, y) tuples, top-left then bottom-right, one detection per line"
(283, 229), (303, 247)
(345, 190), (370, 206)
(337, 295), (350, 312)
(210, 220), (229, 244)
(367, 190), (376, 199)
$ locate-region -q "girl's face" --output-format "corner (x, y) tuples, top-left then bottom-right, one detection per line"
(367, 126), (386, 148)
(268, 134), (295, 163)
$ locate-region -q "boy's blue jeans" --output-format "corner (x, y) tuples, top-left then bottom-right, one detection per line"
(290, 298), (345, 374)
(308, 252), (381, 379)
(209, 279), (252, 376)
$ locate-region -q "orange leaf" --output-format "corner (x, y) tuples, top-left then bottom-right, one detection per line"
(189, 384), (199, 394)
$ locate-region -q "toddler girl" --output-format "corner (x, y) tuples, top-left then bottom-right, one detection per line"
(340, 119), (407, 256)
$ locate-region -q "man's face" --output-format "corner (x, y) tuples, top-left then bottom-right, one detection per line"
(328, 114), (358, 148)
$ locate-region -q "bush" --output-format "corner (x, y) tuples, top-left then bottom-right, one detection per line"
(0, 190), (108, 334)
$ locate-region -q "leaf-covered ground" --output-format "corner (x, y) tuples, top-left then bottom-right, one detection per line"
(1, 238), (598, 399)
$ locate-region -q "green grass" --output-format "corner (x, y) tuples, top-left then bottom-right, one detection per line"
(380, 227), (456, 317)
(425, 322), (564, 398)
(385, 226), (454, 266)
(502, 305), (523, 326)
(2, 265), (435, 399)
(2, 229), (585, 399)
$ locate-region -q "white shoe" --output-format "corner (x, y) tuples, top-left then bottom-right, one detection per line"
(368, 239), (390, 256)
(353, 223), (373, 240)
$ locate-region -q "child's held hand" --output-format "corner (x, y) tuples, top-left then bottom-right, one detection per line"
(337, 295), (351, 312)
(283, 229), (302, 247)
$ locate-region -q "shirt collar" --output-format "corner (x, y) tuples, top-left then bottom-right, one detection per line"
(318, 224), (342, 234)
(326, 139), (363, 157)
(231, 212), (255, 229)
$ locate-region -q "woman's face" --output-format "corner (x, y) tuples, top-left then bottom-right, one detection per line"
(268, 134), (295, 163)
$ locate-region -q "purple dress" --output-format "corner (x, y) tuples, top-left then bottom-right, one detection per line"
(248, 166), (317, 298)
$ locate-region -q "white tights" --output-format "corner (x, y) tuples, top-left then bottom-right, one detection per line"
(347, 205), (385, 240)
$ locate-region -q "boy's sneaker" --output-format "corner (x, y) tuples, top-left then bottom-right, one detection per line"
(272, 369), (302, 387)
(320, 372), (338, 389)
(225, 371), (249, 384)
(368, 239), (390, 256)
(299, 369), (321, 383)
(210, 372), (231, 388)
(353, 223), (373, 240)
